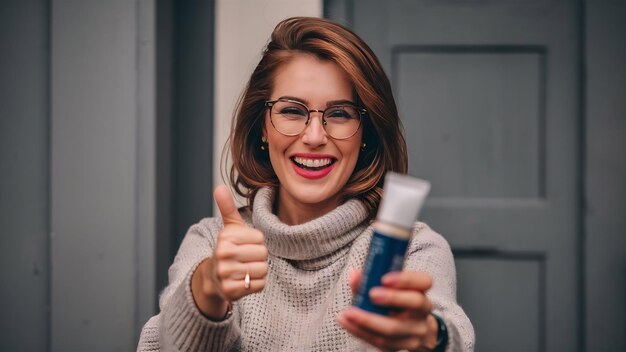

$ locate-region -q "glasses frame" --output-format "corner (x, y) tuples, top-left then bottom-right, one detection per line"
(264, 98), (367, 140)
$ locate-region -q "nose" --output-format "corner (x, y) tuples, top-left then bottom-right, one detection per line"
(301, 112), (328, 147)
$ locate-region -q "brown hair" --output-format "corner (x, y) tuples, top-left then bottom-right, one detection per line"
(225, 17), (407, 220)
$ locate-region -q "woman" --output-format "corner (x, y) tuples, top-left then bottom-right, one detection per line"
(139, 17), (474, 352)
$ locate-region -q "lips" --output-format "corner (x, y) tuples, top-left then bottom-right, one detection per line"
(290, 154), (337, 179)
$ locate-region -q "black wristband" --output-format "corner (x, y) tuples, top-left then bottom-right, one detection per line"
(432, 313), (448, 352)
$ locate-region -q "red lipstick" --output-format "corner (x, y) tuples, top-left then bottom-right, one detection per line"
(290, 153), (336, 180)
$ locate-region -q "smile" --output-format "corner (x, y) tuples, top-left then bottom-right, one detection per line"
(290, 155), (337, 179)
(292, 157), (334, 170)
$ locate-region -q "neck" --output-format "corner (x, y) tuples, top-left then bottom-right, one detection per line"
(252, 187), (370, 264)
(276, 188), (340, 225)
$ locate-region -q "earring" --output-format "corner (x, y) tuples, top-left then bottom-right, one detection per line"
(261, 136), (268, 151)
(360, 142), (366, 151)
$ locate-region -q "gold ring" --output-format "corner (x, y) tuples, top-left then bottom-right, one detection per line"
(244, 270), (251, 289)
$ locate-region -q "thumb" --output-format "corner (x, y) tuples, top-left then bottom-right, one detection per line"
(214, 185), (245, 226)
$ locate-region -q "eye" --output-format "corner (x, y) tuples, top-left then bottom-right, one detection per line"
(325, 106), (357, 121)
(280, 106), (307, 116)
(275, 101), (308, 119)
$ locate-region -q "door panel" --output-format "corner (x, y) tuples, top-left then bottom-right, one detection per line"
(456, 254), (545, 352)
(396, 49), (544, 199)
(327, 1), (581, 351)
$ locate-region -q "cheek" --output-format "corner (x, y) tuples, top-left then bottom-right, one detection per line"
(265, 124), (292, 171)
(338, 138), (363, 175)
(268, 143), (281, 167)
(345, 148), (360, 174)
(345, 132), (363, 162)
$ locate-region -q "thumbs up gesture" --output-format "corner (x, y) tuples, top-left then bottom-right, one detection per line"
(191, 185), (268, 320)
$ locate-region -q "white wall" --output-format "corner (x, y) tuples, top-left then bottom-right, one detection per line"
(213, 0), (322, 210)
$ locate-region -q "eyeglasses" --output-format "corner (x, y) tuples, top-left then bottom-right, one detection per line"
(265, 98), (366, 140)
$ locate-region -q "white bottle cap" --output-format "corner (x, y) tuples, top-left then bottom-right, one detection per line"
(376, 173), (431, 229)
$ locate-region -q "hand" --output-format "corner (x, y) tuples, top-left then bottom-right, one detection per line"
(191, 185), (269, 320)
(337, 270), (439, 351)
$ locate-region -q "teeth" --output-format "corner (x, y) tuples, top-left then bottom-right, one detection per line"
(294, 157), (333, 168)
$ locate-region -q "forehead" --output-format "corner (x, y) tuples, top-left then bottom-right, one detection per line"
(271, 53), (354, 103)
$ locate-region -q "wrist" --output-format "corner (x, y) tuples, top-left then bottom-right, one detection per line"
(431, 313), (448, 352)
(190, 258), (229, 320)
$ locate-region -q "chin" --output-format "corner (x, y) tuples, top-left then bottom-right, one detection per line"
(296, 188), (338, 205)
(285, 181), (343, 206)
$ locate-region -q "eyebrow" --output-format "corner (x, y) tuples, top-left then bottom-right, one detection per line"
(278, 96), (357, 107)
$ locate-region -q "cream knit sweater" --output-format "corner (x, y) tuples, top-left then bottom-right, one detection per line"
(138, 187), (474, 351)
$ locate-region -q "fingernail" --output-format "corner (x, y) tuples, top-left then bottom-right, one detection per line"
(382, 273), (399, 286)
(369, 288), (387, 302)
(342, 308), (357, 320)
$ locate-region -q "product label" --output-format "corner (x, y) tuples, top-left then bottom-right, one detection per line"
(354, 229), (409, 315)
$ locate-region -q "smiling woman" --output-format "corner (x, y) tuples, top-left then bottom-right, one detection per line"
(138, 17), (474, 352)
(264, 54), (363, 224)
(228, 18), (409, 224)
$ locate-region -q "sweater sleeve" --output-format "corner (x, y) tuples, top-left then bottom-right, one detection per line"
(404, 223), (475, 352)
(137, 217), (241, 352)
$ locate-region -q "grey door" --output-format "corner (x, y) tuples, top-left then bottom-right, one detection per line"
(326, 1), (581, 351)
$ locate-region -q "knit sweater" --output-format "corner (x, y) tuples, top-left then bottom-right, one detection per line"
(138, 187), (474, 351)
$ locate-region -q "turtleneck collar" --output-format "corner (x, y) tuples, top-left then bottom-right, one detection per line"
(252, 187), (370, 269)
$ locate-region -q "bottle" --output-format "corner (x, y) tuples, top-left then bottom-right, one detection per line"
(354, 172), (431, 315)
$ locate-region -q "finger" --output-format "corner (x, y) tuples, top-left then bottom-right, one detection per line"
(369, 287), (432, 315)
(214, 184), (245, 226)
(337, 313), (389, 350)
(382, 271), (432, 291)
(340, 307), (416, 338)
(216, 261), (268, 281)
(338, 309), (426, 351)
(222, 277), (266, 300)
(219, 227), (264, 245)
(215, 241), (268, 262)
(349, 269), (362, 294)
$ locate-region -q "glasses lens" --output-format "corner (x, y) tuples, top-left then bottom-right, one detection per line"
(271, 100), (308, 135)
(323, 106), (361, 139)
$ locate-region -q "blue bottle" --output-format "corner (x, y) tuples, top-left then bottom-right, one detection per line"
(354, 172), (431, 315)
